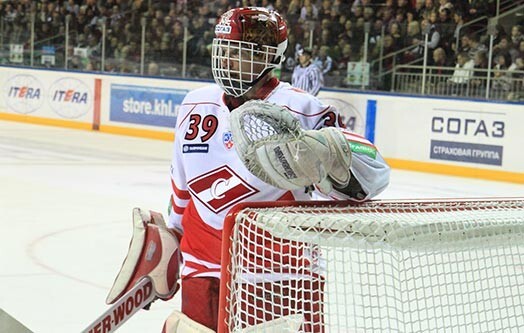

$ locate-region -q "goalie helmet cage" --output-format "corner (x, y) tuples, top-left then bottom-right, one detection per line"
(217, 198), (524, 333)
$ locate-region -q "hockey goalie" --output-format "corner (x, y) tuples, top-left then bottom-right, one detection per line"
(166, 6), (389, 333)
(86, 6), (389, 333)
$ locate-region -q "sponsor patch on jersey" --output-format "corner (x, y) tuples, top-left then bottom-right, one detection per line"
(187, 165), (259, 213)
(348, 141), (377, 159)
(215, 24), (231, 34)
(183, 144), (209, 153)
(223, 131), (234, 150)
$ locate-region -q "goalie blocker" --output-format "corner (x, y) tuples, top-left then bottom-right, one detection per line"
(106, 208), (181, 305)
(83, 208), (182, 333)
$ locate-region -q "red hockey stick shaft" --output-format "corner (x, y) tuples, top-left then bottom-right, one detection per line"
(81, 277), (157, 333)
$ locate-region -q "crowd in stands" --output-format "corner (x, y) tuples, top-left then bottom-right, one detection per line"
(0, 0), (522, 97)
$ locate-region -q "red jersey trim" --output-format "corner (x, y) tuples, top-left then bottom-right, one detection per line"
(183, 261), (221, 279)
(171, 196), (186, 215)
(341, 129), (367, 140)
(276, 191), (295, 201)
(172, 179), (190, 200)
(283, 105), (331, 117)
(177, 104), (197, 129)
(182, 102), (221, 107)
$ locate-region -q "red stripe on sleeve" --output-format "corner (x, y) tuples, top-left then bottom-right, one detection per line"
(172, 179), (190, 200)
(171, 196), (186, 215)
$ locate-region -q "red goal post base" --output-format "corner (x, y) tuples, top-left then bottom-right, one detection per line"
(218, 197), (524, 333)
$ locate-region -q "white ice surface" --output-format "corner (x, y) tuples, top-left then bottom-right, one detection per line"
(0, 121), (522, 333)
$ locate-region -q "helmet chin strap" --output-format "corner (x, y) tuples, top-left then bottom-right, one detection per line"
(241, 67), (276, 96)
(224, 74), (279, 110)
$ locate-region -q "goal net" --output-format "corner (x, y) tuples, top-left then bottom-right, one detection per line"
(218, 198), (524, 333)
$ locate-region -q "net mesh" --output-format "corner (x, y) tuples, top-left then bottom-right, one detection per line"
(220, 199), (524, 333)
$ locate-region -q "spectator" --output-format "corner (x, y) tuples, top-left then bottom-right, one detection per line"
(437, 0), (454, 13)
(472, 51), (489, 74)
(352, 17), (366, 52)
(389, 22), (403, 49)
(331, 14), (347, 39)
(299, 0), (318, 23)
(493, 35), (519, 62)
(466, 0), (489, 21)
(318, 27), (331, 47)
(420, 18), (441, 65)
(432, 47), (453, 71)
(421, 0), (436, 20)
(491, 24), (508, 47)
(147, 61), (160, 76)
(363, 7), (375, 24)
(402, 20), (422, 63)
(380, 8), (395, 29)
(86, 33), (101, 59)
(413, 0), (426, 20)
(438, 8), (455, 53)
(292, 47), (324, 96)
(452, 10), (465, 54)
(463, 33), (487, 60)
(508, 56), (523, 100)
(286, 0), (301, 23)
(396, 0), (411, 19)
(352, 6), (365, 22)
(317, 0), (332, 20)
(469, 51), (489, 96)
(369, 19), (384, 50)
(313, 45), (334, 75)
(377, 0), (395, 20)
(333, 0), (351, 15)
(518, 40), (524, 60)
(510, 25), (523, 50)
(430, 47), (452, 93)
(335, 43), (355, 74)
(379, 35), (399, 69)
(491, 52), (515, 97)
(66, 0), (79, 15)
(70, 55), (84, 70)
(447, 52), (475, 94)
(404, 20), (421, 48)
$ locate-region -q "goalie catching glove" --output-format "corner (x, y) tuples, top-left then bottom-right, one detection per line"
(230, 100), (352, 192)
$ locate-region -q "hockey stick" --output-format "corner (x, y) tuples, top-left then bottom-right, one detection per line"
(82, 277), (156, 333)
(0, 308), (34, 333)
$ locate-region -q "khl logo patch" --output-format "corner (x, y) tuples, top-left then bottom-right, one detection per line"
(223, 131), (234, 150)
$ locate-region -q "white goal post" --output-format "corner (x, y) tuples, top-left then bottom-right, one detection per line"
(218, 198), (524, 333)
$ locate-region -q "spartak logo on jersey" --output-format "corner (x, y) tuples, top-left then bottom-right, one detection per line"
(223, 131), (234, 150)
(187, 166), (258, 213)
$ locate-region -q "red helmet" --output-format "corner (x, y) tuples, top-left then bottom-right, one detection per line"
(211, 7), (288, 97)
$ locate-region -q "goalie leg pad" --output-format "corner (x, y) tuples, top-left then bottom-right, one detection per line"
(106, 208), (181, 305)
(162, 310), (215, 333)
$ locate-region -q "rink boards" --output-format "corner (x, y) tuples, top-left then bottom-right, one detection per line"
(0, 65), (523, 183)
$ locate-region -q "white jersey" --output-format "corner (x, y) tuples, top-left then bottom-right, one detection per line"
(168, 79), (389, 278)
